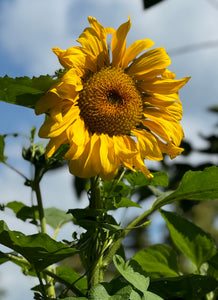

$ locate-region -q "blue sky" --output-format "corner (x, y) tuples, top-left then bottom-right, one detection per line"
(0, 0), (218, 299)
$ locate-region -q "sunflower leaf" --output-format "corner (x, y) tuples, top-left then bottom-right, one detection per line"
(132, 244), (179, 278)
(152, 166), (218, 209)
(0, 75), (56, 109)
(125, 171), (168, 188)
(160, 210), (216, 268)
(0, 220), (77, 271)
(89, 281), (132, 300)
(113, 255), (149, 294)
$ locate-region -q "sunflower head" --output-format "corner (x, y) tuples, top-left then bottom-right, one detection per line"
(35, 16), (190, 180)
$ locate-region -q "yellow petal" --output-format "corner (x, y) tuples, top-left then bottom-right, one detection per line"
(128, 47), (171, 77)
(143, 112), (184, 146)
(113, 135), (138, 159)
(77, 27), (110, 68)
(69, 134), (101, 178)
(133, 154), (153, 178)
(138, 76), (190, 94)
(52, 46), (96, 74)
(121, 39), (154, 69)
(49, 69), (82, 102)
(45, 132), (68, 158)
(157, 140), (184, 159)
(111, 16), (131, 67)
(133, 129), (163, 160)
(66, 117), (89, 147)
(35, 92), (60, 115)
(144, 93), (181, 107)
(38, 105), (79, 138)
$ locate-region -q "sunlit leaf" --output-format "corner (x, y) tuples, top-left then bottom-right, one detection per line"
(153, 166), (218, 209)
(125, 171), (168, 188)
(161, 210), (216, 268)
(113, 255), (149, 294)
(132, 244), (179, 277)
(89, 281), (132, 300)
(0, 220), (77, 271)
(0, 75), (56, 109)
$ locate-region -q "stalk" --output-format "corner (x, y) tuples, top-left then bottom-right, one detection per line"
(87, 176), (103, 288)
(103, 206), (155, 269)
(34, 172), (56, 299)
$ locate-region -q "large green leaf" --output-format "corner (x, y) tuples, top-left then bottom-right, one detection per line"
(161, 210), (216, 268)
(125, 171), (168, 188)
(153, 166), (218, 209)
(0, 220), (77, 270)
(113, 255), (149, 294)
(132, 244), (179, 277)
(0, 75), (56, 108)
(89, 281), (132, 300)
(149, 275), (218, 300)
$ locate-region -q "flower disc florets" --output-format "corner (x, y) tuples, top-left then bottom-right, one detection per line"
(79, 66), (143, 136)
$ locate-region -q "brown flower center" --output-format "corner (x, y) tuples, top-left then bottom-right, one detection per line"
(78, 66), (143, 136)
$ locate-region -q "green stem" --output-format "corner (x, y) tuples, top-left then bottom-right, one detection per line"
(89, 176), (101, 209)
(103, 206), (155, 268)
(4, 162), (29, 181)
(34, 175), (56, 299)
(4, 253), (86, 297)
(87, 176), (103, 288)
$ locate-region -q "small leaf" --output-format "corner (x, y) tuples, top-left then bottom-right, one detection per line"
(161, 210), (216, 268)
(0, 220), (77, 270)
(89, 281), (132, 300)
(56, 266), (87, 292)
(113, 255), (149, 294)
(125, 171), (168, 188)
(149, 275), (218, 300)
(44, 207), (73, 230)
(0, 135), (6, 163)
(153, 166), (218, 209)
(0, 75), (56, 108)
(132, 244), (179, 277)
(108, 197), (141, 210)
(6, 201), (39, 223)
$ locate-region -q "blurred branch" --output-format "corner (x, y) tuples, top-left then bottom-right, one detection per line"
(206, 0), (218, 10)
(168, 40), (218, 56)
(143, 0), (166, 9)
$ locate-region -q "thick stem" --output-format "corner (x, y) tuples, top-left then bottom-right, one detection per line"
(89, 176), (101, 209)
(87, 176), (103, 289)
(34, 175), (56, 299)
(103, 206), (155, 268)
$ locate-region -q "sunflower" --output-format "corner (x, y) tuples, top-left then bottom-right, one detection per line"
(35, 16), (190, 180)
